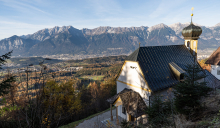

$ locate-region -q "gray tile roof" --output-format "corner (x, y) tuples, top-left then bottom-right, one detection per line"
(126, 45), (204, 92)
(107, 88), (147, 118)
(204, 69), (220, 89)
(107, 88), (131, 104)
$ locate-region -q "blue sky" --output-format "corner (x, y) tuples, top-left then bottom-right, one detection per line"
(0, 0), (220, 40)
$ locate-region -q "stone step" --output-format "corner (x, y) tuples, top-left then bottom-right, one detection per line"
(101, 118), (116, 128)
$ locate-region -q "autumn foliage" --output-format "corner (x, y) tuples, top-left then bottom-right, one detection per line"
(0, 74), (116, 127)
(198, 58), (211, 72)
(42, 80), (82, 125)
(0, 52), (119, 127)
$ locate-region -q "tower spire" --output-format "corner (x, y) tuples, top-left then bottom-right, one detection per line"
(191, 7), (194, 24)
(182, 7), (202, 61)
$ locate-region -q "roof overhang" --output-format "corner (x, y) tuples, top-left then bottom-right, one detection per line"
(183, 37), (199, 40)
(107, 88), (148, 118)
(113, 97), (122, 106)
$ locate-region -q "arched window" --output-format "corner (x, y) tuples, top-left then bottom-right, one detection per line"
(187, 41), (190, 47)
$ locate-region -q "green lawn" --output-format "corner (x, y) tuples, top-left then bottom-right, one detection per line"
(79, 75), (104, 81)
(59, 107), (114, 128)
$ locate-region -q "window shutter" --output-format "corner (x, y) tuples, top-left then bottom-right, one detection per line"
(122, 105), (126, 114)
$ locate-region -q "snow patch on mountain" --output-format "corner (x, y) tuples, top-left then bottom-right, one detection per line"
(26, 26), (80, 42)
(165, 35), (178, 42)
(147, 23), (168, 32)
(213, 23), (220, 27)
(82, 26), (149, 35)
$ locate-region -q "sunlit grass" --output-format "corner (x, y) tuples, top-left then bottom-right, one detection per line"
(79, 75), (104, 81)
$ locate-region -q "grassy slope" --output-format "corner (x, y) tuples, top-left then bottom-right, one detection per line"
(79, 75), (104, 81)
(59, 107), (115, 128)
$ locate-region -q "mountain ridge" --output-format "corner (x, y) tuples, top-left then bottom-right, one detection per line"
(1, 22), (220, 57)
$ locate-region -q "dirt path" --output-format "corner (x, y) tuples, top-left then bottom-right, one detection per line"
(76, 108), (118, 128)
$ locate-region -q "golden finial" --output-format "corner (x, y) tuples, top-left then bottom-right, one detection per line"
(191, 7), (194, 24)
(191, 7), (194, 16)
(139, 42), (141, 47)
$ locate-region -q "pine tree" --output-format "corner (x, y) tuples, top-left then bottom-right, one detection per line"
(120, 119), (132, 128)
(146, 95), (172, 128)
(0, 51), (15, 96)
(173, 64), (212, 116)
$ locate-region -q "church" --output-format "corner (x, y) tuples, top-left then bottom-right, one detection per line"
(106, 13), (220, 125)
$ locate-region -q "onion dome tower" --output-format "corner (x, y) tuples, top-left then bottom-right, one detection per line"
(182, 7), (202, 60)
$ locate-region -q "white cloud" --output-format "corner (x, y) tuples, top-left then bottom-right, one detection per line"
(149, 0), (187, 19)
(85, 0), (123, 17)
(0, 0), (51, 15)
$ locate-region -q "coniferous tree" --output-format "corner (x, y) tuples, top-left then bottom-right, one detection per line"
(0, 51), (15, 96)
(173, 64), (212, 116)
(146, 95), (173, 128)
(120, 119), (132, 128)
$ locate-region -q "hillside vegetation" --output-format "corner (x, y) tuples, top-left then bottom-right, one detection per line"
(0, 55), (126, 128)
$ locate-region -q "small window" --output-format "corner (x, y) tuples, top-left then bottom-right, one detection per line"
(130, 66), (137, 69)
(122, 105), (126, 114)
(217, 70), (220, 75)
(187, 41), (190, 47)
(193, 41), (197, 47)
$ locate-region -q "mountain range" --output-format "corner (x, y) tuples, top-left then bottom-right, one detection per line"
(1, 22), (220, 57)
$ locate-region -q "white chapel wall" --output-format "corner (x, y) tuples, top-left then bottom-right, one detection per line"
(118, 61), (147, 88)
(117, 105), (127, 120)
(117, 61), (151, 105)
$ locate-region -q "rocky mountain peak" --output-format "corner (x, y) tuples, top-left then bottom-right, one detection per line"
(24, 26), (81, 42)
(82, 26), (149, 36)
(147, 23), (169, 32)
(1, 22), (219, 57)
(168, 23), (188, 35)
(214, 22), (220, 27)
(168, 22), (184, 28)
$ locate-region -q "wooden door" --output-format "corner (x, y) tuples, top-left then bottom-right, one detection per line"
(129, 115), (135, 121)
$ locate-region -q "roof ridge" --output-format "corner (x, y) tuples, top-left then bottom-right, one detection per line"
(136, 47), (140, 60)
(139, 44), (185, 48)
(125, 47), (140, 61)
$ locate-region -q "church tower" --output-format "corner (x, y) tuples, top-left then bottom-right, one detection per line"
(182, 8), (202, 60)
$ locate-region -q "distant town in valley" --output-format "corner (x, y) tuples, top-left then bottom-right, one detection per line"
(0, 48), (213, 75)
(1, 1), (220, 127)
